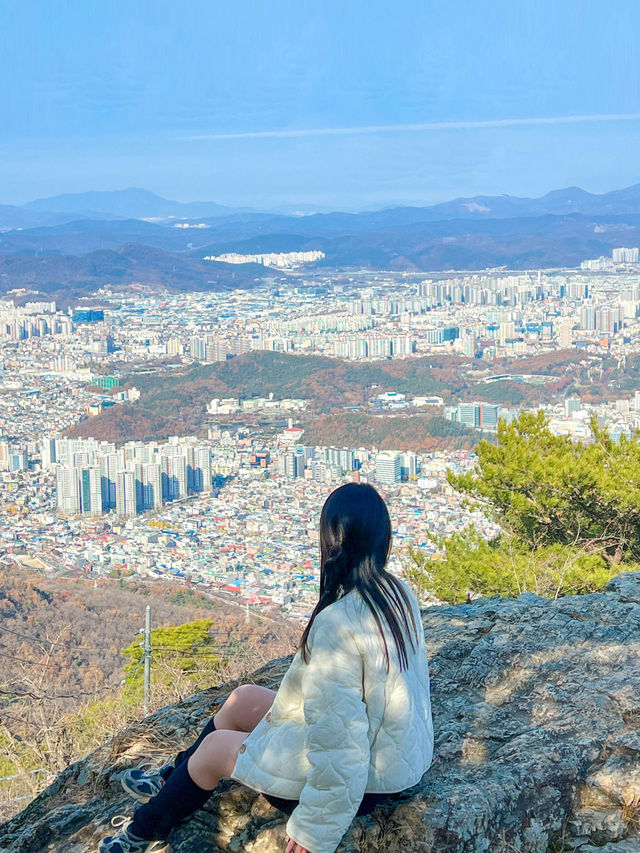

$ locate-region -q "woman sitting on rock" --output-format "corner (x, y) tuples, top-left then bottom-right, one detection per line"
(99, 482), (434, 853)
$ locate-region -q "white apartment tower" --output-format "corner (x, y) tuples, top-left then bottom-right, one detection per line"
(56, 466), (80, 515)
(193, 447), (212, 492)
(116, 470), (137, 517)
(41, 438), (57, 470)
(142, 463), (163, 510)
(612, 247), (639, 264)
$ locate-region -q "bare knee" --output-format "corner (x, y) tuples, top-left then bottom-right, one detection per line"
(215, 684), (275, 732)
(230, 684), (256, 703)
(188, 730), (246, 789)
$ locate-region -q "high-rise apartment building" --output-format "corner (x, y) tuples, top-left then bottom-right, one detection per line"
(558, 324), (573, 348)
(78, 466), (103, 516)
(41, 438), (57, 469)
(116, 470), (137, 517)
(190, 336), (207, 361)
(446, 402), (500, 431)
(193, 447), (212, 492)
(580, 305), (596, 331)
(0, 440), (9, 471)
(57, 466), (80, 515)
(612, 247), (639, 264)
(141, 463), (162, 510)
(51, 436), (214, 518)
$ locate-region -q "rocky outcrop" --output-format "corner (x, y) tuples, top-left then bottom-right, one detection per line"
(1, 572), (640, 853)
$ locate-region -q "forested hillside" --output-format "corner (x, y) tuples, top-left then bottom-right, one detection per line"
(0, 567), (298, 818)
(64, 350), (537, 444)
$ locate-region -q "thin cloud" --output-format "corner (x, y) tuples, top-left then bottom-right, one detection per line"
(183, 113), (640, 141)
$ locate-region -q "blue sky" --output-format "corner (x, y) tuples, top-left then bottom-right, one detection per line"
(2, 0), (640, 210)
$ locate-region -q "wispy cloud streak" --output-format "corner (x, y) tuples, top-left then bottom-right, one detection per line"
(183, 113), (640, 141)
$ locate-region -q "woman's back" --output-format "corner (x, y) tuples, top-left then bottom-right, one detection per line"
(232, 576), (433, 798)
(339, 576), (433, 791)
(233, 482), (434, 853)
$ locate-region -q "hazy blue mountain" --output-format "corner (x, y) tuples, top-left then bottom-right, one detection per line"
(419, 184), (640, 221)
(3, 210), (640, 294)
(7, 182), (640, 234)
(3, 183), (640, 280)
(22, 188), (242, 220)
(0, 204), (80, 230)
(0, 218), (203, 256)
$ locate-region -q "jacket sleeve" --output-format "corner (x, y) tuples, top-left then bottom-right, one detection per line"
(285, 612), (370, 853)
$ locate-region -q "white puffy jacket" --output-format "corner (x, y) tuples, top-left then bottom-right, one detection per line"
(230, 578), (434, 853)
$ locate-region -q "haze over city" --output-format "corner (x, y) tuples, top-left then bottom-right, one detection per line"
(2, 0), (640, 209)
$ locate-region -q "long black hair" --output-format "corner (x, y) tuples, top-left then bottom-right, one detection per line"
(299, 482), (419, 672)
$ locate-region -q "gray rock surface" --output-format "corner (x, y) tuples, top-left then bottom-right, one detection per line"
(1, 572), (640, 852)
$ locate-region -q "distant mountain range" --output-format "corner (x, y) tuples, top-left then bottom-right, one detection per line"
(2, 183), (640, 297)
(4, 183), (640, 228)
(0, 188), (253, 230)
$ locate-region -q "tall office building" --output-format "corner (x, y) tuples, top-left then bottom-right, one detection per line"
(401, 452), (418, 479)
(375, 452), (402, 485)
(564, 396), (582, 417)
(479, 403), (500, 430)
(458, 403), (479, 428)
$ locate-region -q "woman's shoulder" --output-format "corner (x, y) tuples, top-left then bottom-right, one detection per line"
(343, 575), (419, 611)
(314, 576), (421, 628)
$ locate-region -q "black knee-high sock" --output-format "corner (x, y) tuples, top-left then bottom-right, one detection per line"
(160, 716), (216, 780)
(130, 760), (214, 840)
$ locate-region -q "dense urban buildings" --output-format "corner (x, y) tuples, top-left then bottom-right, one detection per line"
(3, 252), (640, 617)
